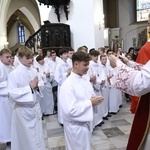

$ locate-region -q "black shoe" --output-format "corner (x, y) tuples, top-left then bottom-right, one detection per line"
(101, 121), (104, 124)
(119, 105), (123, 108)
(109, 112), (116, 115)
(96, 123), (102, 127)
(107, 114), (111, 117)
(103, 117), (108, 120)
(96, 121), (104, 127)
(42, 115), (44, 120)
(98, 123), (102, 127)
(43, 114), (50, 117)
(7, 142), (11, 146)
(60, 123), (63, 127)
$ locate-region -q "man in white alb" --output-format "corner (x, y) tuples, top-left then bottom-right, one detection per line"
(0, 49), (13, 145)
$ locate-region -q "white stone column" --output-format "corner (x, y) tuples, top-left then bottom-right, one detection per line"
(69, 0), (105, 50)
(93, 0), (105, 49)
(0, 0), (11, 49)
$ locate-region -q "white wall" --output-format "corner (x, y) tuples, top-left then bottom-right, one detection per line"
(39, 0), (105, 51)
(104, 28), (109, 47)
(25, 28), (30, 41)
(8, 22), (18, 47)
(67, 0), (95, 50)
(37, 2), (52, 25)
(93, 0), (104, 49)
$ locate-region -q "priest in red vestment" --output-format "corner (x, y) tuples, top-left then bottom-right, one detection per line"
(130, 40), (150, 114)
(109, 40), (150, 149)
(109, 14), (150, 149)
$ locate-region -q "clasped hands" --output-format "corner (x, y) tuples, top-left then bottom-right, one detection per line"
(91, 96), (104, 106)
(30, 76), (38, 90)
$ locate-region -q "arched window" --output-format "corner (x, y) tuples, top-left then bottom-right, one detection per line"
(18, 23), (25, 43)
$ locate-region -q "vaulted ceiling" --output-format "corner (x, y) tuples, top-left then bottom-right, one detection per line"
(7, 9), (35, 36)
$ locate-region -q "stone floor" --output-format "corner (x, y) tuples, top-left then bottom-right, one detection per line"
(0, 100), (134, 150)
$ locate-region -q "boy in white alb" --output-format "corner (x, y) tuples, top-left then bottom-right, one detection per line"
(36, 55), (54, 115)
(88, 50), (105, 127)
(67, 48), (74, 68)
(60, 51), (103, 150)
(100, 55), (112, 119)
(54, 49), (72, 124)
(0, 49), (13, 144)
(8, 46), (45, 150)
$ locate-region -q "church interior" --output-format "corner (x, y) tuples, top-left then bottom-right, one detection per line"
(0, 0), (149, 53)
(0, 0), (150, 150)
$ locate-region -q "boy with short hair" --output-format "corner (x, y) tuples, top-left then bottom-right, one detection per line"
(36, 55), (54, 116)
(8, 46), (45, 150)
(60, 51), (103, 150)
(0, 48), (12, 144)
(88, 50), (105, 127)
(54, 48), (72, 124)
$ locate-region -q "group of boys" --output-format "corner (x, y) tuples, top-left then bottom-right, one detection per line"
(58, 46), (123, 149)
(0, 46), (75, 150)
(0, 46), (123, 150)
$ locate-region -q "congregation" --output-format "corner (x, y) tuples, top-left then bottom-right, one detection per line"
(0, 45), (137, 150)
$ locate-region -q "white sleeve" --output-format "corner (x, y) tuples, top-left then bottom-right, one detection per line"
(54, 65), (67, 85)
(0, 81), (8, 96)
(110, 60), (150, 96)
(8, 73), (34, 103)
(127, 61), (143, 70)
(0, 66), (8, 96)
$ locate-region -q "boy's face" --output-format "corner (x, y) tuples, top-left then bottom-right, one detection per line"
(19, 56), (33, 67)
(10, 56), (14, 65)
(91, 55), (98, 63)
(51, 53), (56, 61)
(75, 61), (89, 75)
(61, 52), (68, 60)
(68, 51), (74, 59)
(0, 52), (11, 65)
(100, 56), (107, 65)
(38, 49), (43, 56)
(38, 59), (44, 65)
(130, 49), (134, 54)
(47, 51), (51, 57)
(99, 49), (104, 55)
(118, 48), (122, 52)
(107, 51), (113, 56)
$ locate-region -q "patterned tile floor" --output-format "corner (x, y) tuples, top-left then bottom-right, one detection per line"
(0, 99), (134, 150)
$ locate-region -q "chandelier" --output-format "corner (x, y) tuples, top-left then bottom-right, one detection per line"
(38, 0), (70, 22)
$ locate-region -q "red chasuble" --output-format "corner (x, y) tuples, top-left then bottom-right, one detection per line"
(127, 41), (150, 150)
(130, 96), (139, 114)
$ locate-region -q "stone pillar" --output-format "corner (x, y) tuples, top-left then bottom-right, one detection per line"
(0, 0), (11, 49)
(70, 0), (105, 50)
